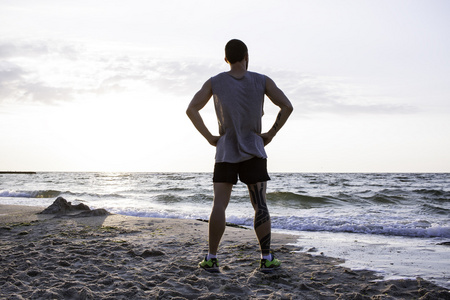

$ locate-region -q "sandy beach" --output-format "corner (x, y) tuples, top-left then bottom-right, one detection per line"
(1, 203), (449, 300)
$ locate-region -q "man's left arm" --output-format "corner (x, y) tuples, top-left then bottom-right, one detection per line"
(260, 76), (294, 146)
(186, 79), (220, 146)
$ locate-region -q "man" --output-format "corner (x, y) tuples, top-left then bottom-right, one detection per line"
(186, 39), (293, 273)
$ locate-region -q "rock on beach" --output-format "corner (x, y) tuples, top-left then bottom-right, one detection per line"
(39, 197), (110, 217)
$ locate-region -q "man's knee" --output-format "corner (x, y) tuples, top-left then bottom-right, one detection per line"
(212, 202), (227, 213)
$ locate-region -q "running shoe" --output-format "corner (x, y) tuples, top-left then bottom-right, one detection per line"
(260, 254), (281, 273)
(199, 256), (220, 273)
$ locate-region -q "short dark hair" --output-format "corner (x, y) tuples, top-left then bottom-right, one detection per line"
(225, 39), (248, 64)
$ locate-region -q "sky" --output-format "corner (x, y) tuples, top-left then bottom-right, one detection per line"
(0, 0), (449, 172)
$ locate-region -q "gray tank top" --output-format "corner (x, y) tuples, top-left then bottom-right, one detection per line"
(211, 71), (267, 163)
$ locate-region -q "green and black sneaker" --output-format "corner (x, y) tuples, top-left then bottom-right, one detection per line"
(260, 254), (281, 273)
(199, 256), (220, 273)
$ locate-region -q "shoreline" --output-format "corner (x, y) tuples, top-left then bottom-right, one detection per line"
(288, 230), (450, 290)
(1, 204), (449, 299)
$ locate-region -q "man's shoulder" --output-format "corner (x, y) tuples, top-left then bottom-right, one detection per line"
(212, 72), (228, 79)
(248, 71), (265, 76)
(248, 71), (266, 80)
(248, 71), (267, 85)
(212, 71), (266, 77)
(211, 71), (266, 85)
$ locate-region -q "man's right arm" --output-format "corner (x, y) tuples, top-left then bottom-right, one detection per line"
(186, 79), (220, 146)
(260, 76), (294, 145)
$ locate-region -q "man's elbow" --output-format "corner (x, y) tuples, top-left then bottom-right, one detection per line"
(288, 103), (294, 113)
(284, 102), (294, 115)
(186, 106), (197, 119)
(186, 103), (192, 114)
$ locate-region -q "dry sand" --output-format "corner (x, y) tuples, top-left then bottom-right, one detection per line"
(1, 204), (449, 300)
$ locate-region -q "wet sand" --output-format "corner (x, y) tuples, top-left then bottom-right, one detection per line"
(1, 204), (449, 299)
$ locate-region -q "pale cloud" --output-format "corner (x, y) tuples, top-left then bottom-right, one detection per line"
(0, 41), (48, 59)
(0, 61), (26, 100)
(0, 40), (79, 60)
(0, 41), (82, 104)
(19, 82), (75, 103)
(268, 70), (418, 116)
(99, 55), (221, 96)
(0, 40), (215, 100)
(0, 61), (26, 82)
(0, 39), (418, 115)
(0, 62), (68, 104)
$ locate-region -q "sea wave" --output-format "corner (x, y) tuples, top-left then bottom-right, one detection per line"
(266, 191), (411, 207)
(104, 206), (450, 239)
(413, 189), (450, 200)
(0, 189), (125, 199)
(267, 192), (340, 208)
(361, 194), (403, 204)
(0, 189), (61, 198)
(270, 216), (450, 238)
(420, 204), (450, 215)
(64, 191), (126, 199)
(1, 172), (448, 240)
(154, 193), (212, 203)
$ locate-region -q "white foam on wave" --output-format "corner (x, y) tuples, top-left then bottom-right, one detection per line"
(0, 190), (32, 198)
(0, 189), (62, 198)
(270, 215), (450, 238)
(0, 197), (54, 208)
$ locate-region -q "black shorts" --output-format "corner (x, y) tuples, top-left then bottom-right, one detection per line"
(213, 157), (271, 185)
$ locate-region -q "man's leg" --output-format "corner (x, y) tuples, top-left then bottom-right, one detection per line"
(208, 182), (233, 255)
(248, 182), (271, 256)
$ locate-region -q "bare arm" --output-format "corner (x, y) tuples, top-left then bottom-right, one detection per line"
(260, 76), (294, 145)
(186, 79), (220, 146)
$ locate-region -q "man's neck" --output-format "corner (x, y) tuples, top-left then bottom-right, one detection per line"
(228, 60), (247, 78)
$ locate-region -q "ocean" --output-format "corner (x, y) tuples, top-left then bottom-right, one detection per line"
(1, 172), (449, 288)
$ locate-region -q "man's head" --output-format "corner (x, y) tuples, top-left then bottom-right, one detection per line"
(225, 39), (248, 65)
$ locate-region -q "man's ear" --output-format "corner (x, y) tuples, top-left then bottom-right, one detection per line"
(224, 57), (229, 64)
